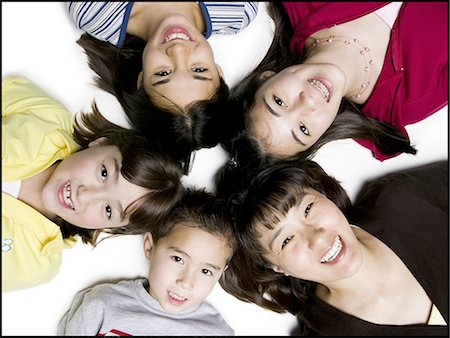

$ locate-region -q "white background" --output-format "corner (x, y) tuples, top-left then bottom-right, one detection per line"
(2, 2), (448, 336)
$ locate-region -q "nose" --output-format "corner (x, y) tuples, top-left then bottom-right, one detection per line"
(296, 91), (316, 114)
(77, 185), (105, 206)
(166, 42), (191, 59)
(177, 268), (196, 290)
(302, 226), (326, 251)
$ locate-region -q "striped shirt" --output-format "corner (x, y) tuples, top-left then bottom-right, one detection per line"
(67, 2), (258, 47)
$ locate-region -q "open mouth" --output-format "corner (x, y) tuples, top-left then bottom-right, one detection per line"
(161, 26), (193, 44)
(63, 181), (75, 210)
(308, 78), (331, 102)
(320, 235), (342, 263)
(168, 291), (187, 305)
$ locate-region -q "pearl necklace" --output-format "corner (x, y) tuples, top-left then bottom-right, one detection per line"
(308, 35), (374, 99)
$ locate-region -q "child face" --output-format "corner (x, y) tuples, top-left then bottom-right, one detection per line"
(257, 189), (362, 285)
(140, 15), (222, 111)
(41, 138), (149, 229)
(249, 64), (345, 158)
(144, 224), (232, 314)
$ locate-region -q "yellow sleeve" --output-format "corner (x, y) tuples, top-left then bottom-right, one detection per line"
(2, 77), (80, 181)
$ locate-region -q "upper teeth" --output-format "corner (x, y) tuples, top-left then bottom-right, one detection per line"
(169, 291), (186, 301)
(320, 235), (342, 263)
(164, 32), (191, 43)
(308, 79), (330, 102)
(64, 181), (75, 210)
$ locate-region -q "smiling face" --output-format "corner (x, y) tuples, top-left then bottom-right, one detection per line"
(41, 140), (149, 229)
(257, 189), (362, 284)
(140, 15), (222, 111)
(144, 223), (232, 314)
(248, 64), (345, 158)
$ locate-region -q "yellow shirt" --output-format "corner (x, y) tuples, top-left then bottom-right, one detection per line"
(2, 77), (80, 291)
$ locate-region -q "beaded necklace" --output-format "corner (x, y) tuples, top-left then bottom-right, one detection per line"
(308, 35), (374, 99)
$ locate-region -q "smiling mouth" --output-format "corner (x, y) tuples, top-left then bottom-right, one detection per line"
(63, 181), (75, 210)
(162, 27), (193, 44)
(308, 78), (330, 102)
(320, 235), (342, 263)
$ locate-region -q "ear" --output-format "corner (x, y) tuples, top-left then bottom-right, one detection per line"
(216, 64), (224, 78)
(137, 71), (143, 89)
(259, 70), (276, 81)
(88, 136), (108, 148)
(271, 264), (289, 276)
(143, 232), (154, 259)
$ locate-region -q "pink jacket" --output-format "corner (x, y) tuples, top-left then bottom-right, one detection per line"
(283, 2), (448, 161)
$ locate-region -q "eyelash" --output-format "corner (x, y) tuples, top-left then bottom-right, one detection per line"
(202, 269), (213, 276)
(273, 95), (286, 107)
(281, 202), (314, 250)
(101, 165), (112, 219)
(300, 124), (310, 136)
(155, 67), (207, 77)
(171, 255), (183, 264)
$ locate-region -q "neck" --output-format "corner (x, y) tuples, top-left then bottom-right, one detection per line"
(305, 35), (374, 104)
(127, 2), (204, 41)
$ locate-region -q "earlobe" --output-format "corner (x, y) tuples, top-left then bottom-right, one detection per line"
(88, 136), (108, 148)
(143, 232), (154, 259)
(260, 70), (276, 81)
(271, 264), (288, 276)
(137, 71), (143, 89)
(216, 64), (224, 79)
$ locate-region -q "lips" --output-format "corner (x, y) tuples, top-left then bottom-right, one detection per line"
(320, 235), (343, 263)
(161, 26), (193, 44)
(59, 180), (75, 210)
(308, 77), (332, 102)
(167, 291), (187, 306)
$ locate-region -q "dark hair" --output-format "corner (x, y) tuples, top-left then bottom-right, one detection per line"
(77, 33), (230, 173)
(222, 2), (416, 162)
(215, 159), (351, 315)
(56, 101), (184, 245)
(151, 188), (237, 262)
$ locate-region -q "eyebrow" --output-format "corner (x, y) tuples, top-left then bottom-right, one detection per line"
(153, 75), (213, 87)
(268, 193), (306, 252)
(263, 98), (306, 146)
(171, 247), (221, 271)
(113, 158), (125, 223)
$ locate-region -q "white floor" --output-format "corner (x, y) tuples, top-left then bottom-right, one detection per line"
(2, 3), (448, 335)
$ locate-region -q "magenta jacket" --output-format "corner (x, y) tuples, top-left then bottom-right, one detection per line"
(283, 2), (448, 161)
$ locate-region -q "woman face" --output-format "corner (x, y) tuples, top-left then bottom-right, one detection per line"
(141, 15), (222, 111)
(257, 188), (362, 284)
(41, 139), (149, 229)
(248, 64), (345, 158)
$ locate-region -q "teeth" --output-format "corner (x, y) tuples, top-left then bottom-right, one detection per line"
(63, 181), (75, 210)
(164, 32), (191, 43)
(320, 235), (342, 263)
(308, 79), (330, 102)
(169, 291), (186, 301)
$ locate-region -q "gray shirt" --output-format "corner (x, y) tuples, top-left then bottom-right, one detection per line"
(58, 278), (234, 335)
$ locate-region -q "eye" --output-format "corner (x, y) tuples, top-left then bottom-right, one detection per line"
(155, 69), (172, 76)
(305, 202), (313, 217)
(171, 256), (184, 264)
(192, 67), (207, 73)
(105, 204), (112, 219)
(201, 268), (213, 276)
(101, 165), (108, 181)
(281, 236), (293, 250)
(273, 95), (286, 107)
(300, 124), (310, 136)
